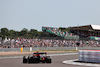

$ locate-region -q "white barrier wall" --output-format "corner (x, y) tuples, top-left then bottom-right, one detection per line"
(79, 50), (100, 63)
(1, 47), (100, 52)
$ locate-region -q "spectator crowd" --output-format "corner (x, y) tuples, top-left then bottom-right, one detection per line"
(43, 27), (79, 39)
(0, 38), (100, 48)
(43, 27), (74, 37)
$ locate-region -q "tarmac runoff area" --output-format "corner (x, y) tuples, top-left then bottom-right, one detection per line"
(0, 51), (100, 67)
(0, 51), (78, 57)
(63, 59), (100, 67)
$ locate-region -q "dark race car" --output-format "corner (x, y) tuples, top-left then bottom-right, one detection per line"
(23, 52), (52, 63)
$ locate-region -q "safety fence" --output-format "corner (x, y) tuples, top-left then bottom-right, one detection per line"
(0, 47), (100, 52)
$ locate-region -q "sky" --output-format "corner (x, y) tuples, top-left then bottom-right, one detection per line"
(0, 0), (100, 31)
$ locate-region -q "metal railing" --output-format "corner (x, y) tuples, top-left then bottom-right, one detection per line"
(0, 47), (100, 52)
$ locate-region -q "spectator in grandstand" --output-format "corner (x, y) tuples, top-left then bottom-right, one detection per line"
(1, 37), (100, 48)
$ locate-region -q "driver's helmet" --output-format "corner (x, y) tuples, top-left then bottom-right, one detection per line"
(45, 53), (47, 56)
(36, 51), (40, 56)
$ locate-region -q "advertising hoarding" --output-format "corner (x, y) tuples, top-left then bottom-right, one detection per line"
(79, 50), (100, 63)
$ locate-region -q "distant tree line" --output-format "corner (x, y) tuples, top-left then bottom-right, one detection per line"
(0, 27), (70, 40)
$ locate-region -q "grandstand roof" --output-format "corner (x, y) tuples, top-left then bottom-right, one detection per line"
(91, 25), (100, 30)
(71, 25), (100, 31)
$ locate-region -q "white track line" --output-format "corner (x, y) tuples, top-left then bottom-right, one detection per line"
(0, 56), (23, 59)
(0, 53), (78, 59)
(63, 59), (100, 67)
(48, 53), (78, 56)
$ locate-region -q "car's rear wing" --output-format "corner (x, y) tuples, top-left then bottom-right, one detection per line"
(34, 52), (47, 54)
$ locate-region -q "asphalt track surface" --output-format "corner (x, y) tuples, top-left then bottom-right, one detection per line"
(0, 54), (91, 67)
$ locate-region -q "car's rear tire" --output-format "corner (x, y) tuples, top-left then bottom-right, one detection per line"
(46, 59), (51, 63)
(23, 56), (27, 63)
(27, 57), (31, 63)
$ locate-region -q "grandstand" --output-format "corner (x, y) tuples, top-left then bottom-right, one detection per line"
(42, 25), (100, 40)
(42, 27), (79, 40)
(70, 24), (100, 40)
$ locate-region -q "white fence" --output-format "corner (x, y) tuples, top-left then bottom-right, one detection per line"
(0, 47), (100, 52)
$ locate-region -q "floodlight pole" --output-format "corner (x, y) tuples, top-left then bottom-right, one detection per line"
(10, 32), (12, 48)
(98, 31), (99, 37)
(76, 23), (79, 50)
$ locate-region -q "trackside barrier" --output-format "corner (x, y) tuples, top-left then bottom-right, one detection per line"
(20, 47), (23, 52)
(0, 47), (100, 52)
(30, 47), (32, 51)
(76, 47), (78, 50)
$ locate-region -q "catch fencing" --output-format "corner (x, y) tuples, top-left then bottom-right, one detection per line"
(0, 47), (100, 52)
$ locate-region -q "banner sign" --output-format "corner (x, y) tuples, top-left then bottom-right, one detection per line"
(90, 36), (100, 40)
(79, 50), (100, 63)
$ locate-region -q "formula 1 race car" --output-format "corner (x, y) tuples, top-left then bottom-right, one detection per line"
(23, 52), (52, 63)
